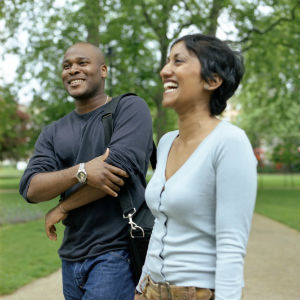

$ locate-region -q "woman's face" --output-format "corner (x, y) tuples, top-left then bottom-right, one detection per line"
(160, 41), (206, 110)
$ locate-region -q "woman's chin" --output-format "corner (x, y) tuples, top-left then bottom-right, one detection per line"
(162, 96), (176, 108)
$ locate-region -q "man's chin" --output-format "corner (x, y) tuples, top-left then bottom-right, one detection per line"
(67, 90), (87, 100)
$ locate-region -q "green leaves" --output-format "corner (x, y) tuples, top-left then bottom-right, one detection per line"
(0, 0), (298, 158)
(0, 87), (32, 160)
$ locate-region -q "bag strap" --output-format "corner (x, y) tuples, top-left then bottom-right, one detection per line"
(102, 93), (135, 147)
(101, 93), (156, 217)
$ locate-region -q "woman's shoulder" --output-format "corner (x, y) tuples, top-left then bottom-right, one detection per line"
(158, 130), (179, 147)
(215, 121), (255, 160)
(217, 120), (248, 142)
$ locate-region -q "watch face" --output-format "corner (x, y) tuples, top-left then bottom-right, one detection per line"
(77, 171), (87, 183)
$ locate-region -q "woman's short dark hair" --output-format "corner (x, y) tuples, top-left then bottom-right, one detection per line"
(171, 34), (244, 115)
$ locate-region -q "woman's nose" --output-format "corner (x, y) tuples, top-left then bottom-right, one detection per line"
(160, 63), (172, 79)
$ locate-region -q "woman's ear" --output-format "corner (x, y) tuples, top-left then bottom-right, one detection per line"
(204, 74), (223, 91)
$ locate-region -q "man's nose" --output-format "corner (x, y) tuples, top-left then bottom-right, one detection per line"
(69, 64), (80, 74)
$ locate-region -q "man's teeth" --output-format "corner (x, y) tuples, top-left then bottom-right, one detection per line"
(70, 79), (84, 86)
(164, 82), (178, 93)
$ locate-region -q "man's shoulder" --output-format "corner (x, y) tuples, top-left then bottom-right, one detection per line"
(47, 110), (75, 127)
(115, 93), (150, 115)
(117, 93), (147, 106)
(39, 110), (75, 135)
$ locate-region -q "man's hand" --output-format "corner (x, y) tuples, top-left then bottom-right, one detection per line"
(85, 148), (129, 197)
(45, 205), (68, 240)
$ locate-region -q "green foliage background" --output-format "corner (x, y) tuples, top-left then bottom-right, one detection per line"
(0, 0), (299, 165)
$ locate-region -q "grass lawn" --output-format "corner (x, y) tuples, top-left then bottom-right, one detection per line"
(257, 173), (299, 189)
(0, 192), (58, 224)
(0, 166), (64, 295)
(255, 189), (299, 231)
(0, 166), (23, 189)
(255, 173), (299, 231)
(0, 220), (63, 294)
(0, 167), (299, 295)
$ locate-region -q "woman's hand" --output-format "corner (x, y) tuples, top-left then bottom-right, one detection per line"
(134, 291), (145, 300)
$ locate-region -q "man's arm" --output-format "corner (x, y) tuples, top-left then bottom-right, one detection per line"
(27, 165), (78, 202)
(104, 95), (153, 179)
(45, 184), (106, 240)
(27, 149), (128, 203)
(19, 118), (129, 203)
(45, 149), (128, 240)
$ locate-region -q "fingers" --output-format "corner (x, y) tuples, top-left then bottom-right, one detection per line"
(105, 164), (129, 178)
(103, 185), (119, 198)
(99, 149), (129, 178)
(46, 224), (57, 241)
(105, 170), (127, 187)
(45, 206), (67, 241)
(100, 148), (110, 161)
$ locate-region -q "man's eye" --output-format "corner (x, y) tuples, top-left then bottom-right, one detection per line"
(63, 64), (70, 69)
(79, 61), (87, 65)
(175, 59), (183, 64)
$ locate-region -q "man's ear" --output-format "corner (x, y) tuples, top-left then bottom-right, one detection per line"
(100, 64), (108, 78)
(204, 74), (223, 91)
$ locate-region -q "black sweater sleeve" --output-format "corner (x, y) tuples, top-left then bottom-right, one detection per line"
(105, 95), (153, 180)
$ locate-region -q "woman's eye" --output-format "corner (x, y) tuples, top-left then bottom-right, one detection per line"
(79, 61), (87, 65)
(175, 59), (183, 64)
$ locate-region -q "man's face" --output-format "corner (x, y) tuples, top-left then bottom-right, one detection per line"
(61, 44), (107, 100)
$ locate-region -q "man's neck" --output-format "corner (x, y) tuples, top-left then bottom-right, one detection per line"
(75, 94), (107, 114)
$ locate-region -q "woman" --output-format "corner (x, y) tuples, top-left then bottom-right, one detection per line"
(135, 34), (257, 300)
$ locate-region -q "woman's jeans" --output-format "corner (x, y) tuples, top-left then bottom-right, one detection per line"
(62, 249), (135, 300)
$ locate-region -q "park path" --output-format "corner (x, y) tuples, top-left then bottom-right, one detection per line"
(0, 213), (299, 300)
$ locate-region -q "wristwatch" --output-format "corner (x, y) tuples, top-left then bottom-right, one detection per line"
(76, 163), (87, 184)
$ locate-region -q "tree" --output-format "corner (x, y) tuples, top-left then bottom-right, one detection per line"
(0, 86), (31, 160)
(1, 0), (298, 148)
(271, 137), (300, 172)
(232, 0), (300, 157)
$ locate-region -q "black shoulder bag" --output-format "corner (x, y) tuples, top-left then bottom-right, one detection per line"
(101, 93), (156, 285)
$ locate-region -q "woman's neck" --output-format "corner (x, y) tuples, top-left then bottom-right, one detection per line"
(177, 107), (220, 144)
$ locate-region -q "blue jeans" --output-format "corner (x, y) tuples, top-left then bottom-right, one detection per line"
(62, 250), (135, 300)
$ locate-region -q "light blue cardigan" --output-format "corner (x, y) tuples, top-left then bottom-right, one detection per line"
(138, 121), (257, 300)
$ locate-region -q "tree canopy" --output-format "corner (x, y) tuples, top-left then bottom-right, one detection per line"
(1, 0), (299, 166)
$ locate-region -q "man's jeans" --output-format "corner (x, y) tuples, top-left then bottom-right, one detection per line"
(62, 250), (135, 300)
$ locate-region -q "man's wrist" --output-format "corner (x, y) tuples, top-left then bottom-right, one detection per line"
(76, 163), (87, 184)
(59, 203), (68, 214)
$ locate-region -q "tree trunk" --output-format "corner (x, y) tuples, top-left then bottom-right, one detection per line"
(207, 0), (223, 36)
(154, 35), (170, 142)
(83, 0), (101, 46)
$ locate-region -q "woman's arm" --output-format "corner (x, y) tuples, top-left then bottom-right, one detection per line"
(215, 130), (257, 300)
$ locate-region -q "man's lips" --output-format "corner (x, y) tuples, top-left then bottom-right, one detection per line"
(68, 79), (85, 87)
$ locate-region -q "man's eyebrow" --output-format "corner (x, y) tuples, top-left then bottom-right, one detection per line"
(62, 57), (90, 64)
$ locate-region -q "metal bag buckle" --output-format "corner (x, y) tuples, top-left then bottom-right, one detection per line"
(123, 208), (145, 238)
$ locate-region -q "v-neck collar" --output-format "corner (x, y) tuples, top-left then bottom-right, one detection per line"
(163, 120), (224, 183)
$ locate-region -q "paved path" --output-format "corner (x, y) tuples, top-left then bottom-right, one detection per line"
(0, 214), (299, 300)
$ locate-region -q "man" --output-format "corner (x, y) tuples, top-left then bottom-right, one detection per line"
(19, 42), (153, 300)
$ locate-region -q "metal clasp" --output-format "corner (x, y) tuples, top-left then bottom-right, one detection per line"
(123, 208), (145, 238)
